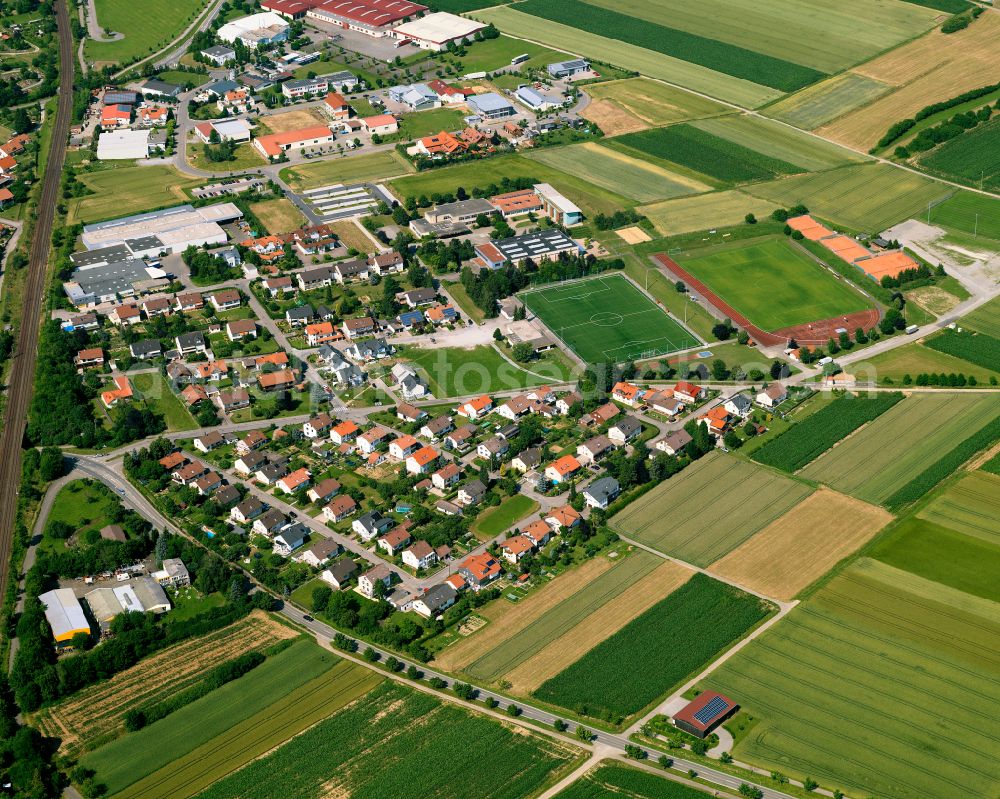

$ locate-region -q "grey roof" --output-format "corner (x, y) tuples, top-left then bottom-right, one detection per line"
(326, 558), (357, 582)
(257, 508), (287, 529)
(143, 78), (183, 97)
(70, 243), (132, 267)
(235, 496), (264, 516)
(613, 416), (642, 435)
(204, 79), (240, 96)
(467, 92), (514, 113)
(357, 510), (391, 532)
(491, 229), (579, 263)
(287, 304), (314, 320)
(548, 58), (589, 74)
(104, 90), (139, 104)
(729, 394), (753, 411)
(585, 476), (620, 502)
(214, 485), (241, 506)
(461, 478), (486, 497)
(203, 44), (235, 57)
(130, 339), (162, 357)
(430, 197), (494, 220)
(662, 429), (692, 451)
(68, 260), (163, 301)
(176, 331), (205, 348)
(515, 447), (541, 467)
(420, 583), (457, 613)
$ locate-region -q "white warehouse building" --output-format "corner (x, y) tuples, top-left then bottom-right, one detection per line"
(390, 12), (486, 51)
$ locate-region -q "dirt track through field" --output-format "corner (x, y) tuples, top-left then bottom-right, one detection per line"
(433, 557), (614, 673)
(505, 560), (693, 693)
(708, 489), (891, 600)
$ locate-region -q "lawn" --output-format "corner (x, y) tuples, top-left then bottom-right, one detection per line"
(156, 70), (210, 87)
(187, 142), (266, 173)
(613, 124), (802, 184)
(85, 0), (209, 65)
(638, 190), (778, 237)
(535, 574), (773, 722)
(396, 107), (467, 141)
(920, 116), (1000, 192)
(189, 682), (582, 799)
(799, 394), (1000, 505)
(554, 764), (720, 799)
(280, 150), (413, 190)
(132, 371), (198, 432)
(860, 341), (1000, 385)
(471, 494), (540, 540)
(247, 198), (307, 235)
(163, 587), (225, 623)
(610, 451), (813, 567)
(676, 237), (872, 331)
(583, 77), (731, 127)
(765, 73), (892, 130)
(46, 479), (119, 540)
(67, 165), (205, 224)
(619, 253), (717, 341)
(703, 558), (1000, 799)
(450, 34), (566, 74)
(405, 344), (567, 397)
(520, 274), (700, 364)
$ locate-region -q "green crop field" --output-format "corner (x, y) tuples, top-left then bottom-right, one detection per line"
(526, 143), (712, 203)
(927, 191), (1000, 242)
(191, 681), (581, 799)
(584, 78), (731, 126)
(67, 165), (205, 224)
(611, 451), (813, 567)
(474, 7), (783, 108)
(520, 274), (700, 364)
(916, 471), (1000, 547)
(535, 574), (772, 721)
(426, 0), (512, 14)
(85, 0), (210, 65)
(554, 764), (717, 799)
(465, 551), (662, 682)
(639, 190), (778, 236)
(676, 237), (873, 331)
(962, 295), (1000, 337)
(281, 150), (412, 190)
(704, 558), (1000, 799)
(111, 659), (383, 799)
(405, 344), (568, 397)
(920, 117), (1000, 192)
(752, 393), (903, 472)
(765, 73), (892, 130)
(83, 640), (338, 794)
(924, 329), (1000, 372)
(860, 341), (1000, 385)
(614, 125), (801, 184)
(689, 115), (865, 172)
(799, 394), (1000, 504)
(745, 163), (954, 231)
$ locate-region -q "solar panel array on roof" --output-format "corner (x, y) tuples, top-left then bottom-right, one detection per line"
(693, 694), (731, 725)
(495, 229), (578, 261)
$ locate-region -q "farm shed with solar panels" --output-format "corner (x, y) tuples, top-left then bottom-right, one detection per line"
(672, 691), (738, 738)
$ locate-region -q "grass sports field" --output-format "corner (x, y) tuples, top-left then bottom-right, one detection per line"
(710, 489), (891, 600)
(535, 574), (772, 721)
(921, 117), (1000, 192)
(555, 764), (718, 799)
(745, 163), (952, 231)
(85, 0), (208, 64)
(582, 77), (731, 130)
(281, 150), (412, 190)
(639, 190), (777, 236)
(526, 143), (712, 203)
(67, 165), (204, 224)
(704, 558), (1000, 799)
(190, 681), (581, 799)
(611, 451), (813, 568)
(520, 274), (699, 363)
(800, 394), (1000, 504)
(765, 73), (892, 130)
(677, 237), (872, 331)
(962, 295), (1000, 337)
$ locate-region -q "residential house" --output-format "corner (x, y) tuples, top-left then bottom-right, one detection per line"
(307, 478), (341, 504)
(389, 434), (421, 459)
(258, 369), (297, 392)
(323, 494), (357, 522)
(230, 498), (265, 525)
(330, 419), (360, 444)
(356, 426), (390, 454)
(210, 288), (242, 311)
(411, 583), (456, 618)
(264, 276), (295, 297)
(255, 461), (289, 486)
(286, 305), (314, 326)
(294, 539), (342, 568)
(253, 508), (287, 537)
(583, 476), (620, 509)
(457, 553), (501, 590)
(214, 485), (241, 507)
(396, 403), (427, 423)
(226, 319), (257, 341)
(367, 251), (403, 275)
(215, 388), (250, 413)
(443, 424), (475, 450)
(194, 471), (223, 496)
(608, 416), (642, 444)
(75, 348), (105, 369)
(235, 451), (266, 476)
(346, 338), (392, 361)
(501, 534), (534, 564)
(724, 394), (753, 419)
(577, 435), (614, 464)
(341, 316), (376, 339)
(522, 519), (552, 548)
(756, 383), (788, 408)
(546, 504), (581, 531)
(673, 382), (705, 404)
(273, 522), (308, 556)
(194, 431), (225, 453)
(477, 436), (508, 460)
(612, 381), (645, 407)
(645, 390), (683, 417)
(109, 304), (141, 326)
(173, 460), (209, 486)
(545, 455), (581, 484)
(431, 462), (461, 490)
(320, 559), (358, 589)
(175, 331), (207, 356)
(303, 413), (334, 438)
(180, 384), (209, 406)
(358, 565), (393, 599)
(556, 392), (581, 415)
(141, 297), (171, 317)
(420, 415), (453, 440)
(406, 446), (439, 475)
(699, 406), (732, 437)
(237, 430), (268, 454)
(391, 362), (427, 400)
(276, 467), (311, 494)
(129, 339), (162, 360)
(457, 479), (486, 506)
(656, 429), (692, 456)
(378, 525), (412, 556)
(353, 510), (393, 542)
(511, 447), (541, 473)
(175, 292), (204, 312)
(456, 394), (492, 419)
(306, 321), (340, 346)
(100, 375), (134, 408)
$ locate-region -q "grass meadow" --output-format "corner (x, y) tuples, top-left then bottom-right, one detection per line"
(704, 558), (1000, 799)
(676, 237), (872, 331)
(132, 372), (198, 432)
(85, 0), (209, 65)
(799, 394), (1000, 505)
(67, 165), (204, 224)
(405, 344), (567, 397)
(639, 190), (778, 236)
(470, 495), (539, 540)
(927, 191), (1000, 243)
(520, 274), (700, 363)
(962, 295), (1000, 337)
(190, 682), (582, 799)
(860, 341), (1000, 385)
(765, 73), (892, 130)
(281, 150), (412, 190)
(611, 451), (813, 567)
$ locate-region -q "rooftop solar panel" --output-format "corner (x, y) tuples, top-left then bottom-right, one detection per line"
(693, 695), (730, 725)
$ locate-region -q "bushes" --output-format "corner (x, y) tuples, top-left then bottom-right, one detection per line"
(924, 329), (1000, 371)
(875, 79), (999, 149)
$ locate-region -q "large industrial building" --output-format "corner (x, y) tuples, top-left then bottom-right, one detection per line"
(85, 577), (171, 632)
(217, 12), (290, 47)
(64, 260), (170, 307)
(390, 12), (485, 51)
(261, 0), (427, 37)
(38, 588), (91, 644)
(475, 228), (582, 268)
(80, 203), (242, 251)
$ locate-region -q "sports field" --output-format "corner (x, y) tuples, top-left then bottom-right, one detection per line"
(520, 274), (700, 363)
(799, 394), (1000, 504)
(704, 558), (1000, 799)
(765, 73), (892, 130)
(611, 451), (813, 568)
(962, 295), (1000, 338)
(67, 165), (205, 225)
(526, 143), (712, 203)
(921, 118), (1000, 192)
(583, 77), (731, 129)
(85, 0), (209, 64)
(282, 150), (412, 190)
(639, 190), (777, 236)
(745, 163), (953, 231)
(676, 237), (872, 331)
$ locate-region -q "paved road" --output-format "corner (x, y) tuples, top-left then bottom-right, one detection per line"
(0, 0), (73, 602)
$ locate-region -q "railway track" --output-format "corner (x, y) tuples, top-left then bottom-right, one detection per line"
(0, 0), (73, 602)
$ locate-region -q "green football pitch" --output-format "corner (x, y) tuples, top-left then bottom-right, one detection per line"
(677, 237), (873, 331)
(520, 274), (700, 364)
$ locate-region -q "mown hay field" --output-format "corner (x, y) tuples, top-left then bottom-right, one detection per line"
(580, 99), (649, 136)
(247, 198), (307, 236)
(535, 574), (773, 722)
(191, 682), (583, 799)
(36, 612), (296, 759)
(703, 558), (1000, 799)
(799, 394), (1000, 504)
(584, 77), (731, 128)
(638, 190), (778, 236)
(83, 639), (336, 795)
(916, 470), (1000, 545)
(709, 489), (891, 600)
(610, 451), (813, 567)
(765, 73), (893, 130)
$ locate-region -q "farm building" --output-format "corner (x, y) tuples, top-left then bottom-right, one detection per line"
(38, 588), (90, 643)
(672, 691), (738, 738)
(390, 12), (485, 51)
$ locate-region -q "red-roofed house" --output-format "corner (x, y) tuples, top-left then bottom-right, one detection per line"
(544, 455), (581, 484)
(458, 552), (501, 589)
(321, 91), (350, 121)
(101, 104), (132, 129)
(406, 446), (439, 475)
(672, 691), (738, 739)
(457, 394), (492, 419)
(253, 125), (334, 158)
(673, 382), (705, 404)
(361, 114), (398, 135)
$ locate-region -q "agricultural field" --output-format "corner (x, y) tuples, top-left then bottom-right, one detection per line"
(405, 344), (568, 397)
(916, 471), (1000, 547)
(611, 451), (813, 567)
(132, 372), (198, 432)
(554, 763), (717, 799)
(191, 681), (582, 799)
(920, 117), (1000, 192)
(247, 198), (306, 236)
(765, 73), (892, 130)
(526, 143), (712, 203)
(924, 329), (1000, 372)
(703, 558), (1000, 799)
(639, 190), (778, 237)
(676, 237), (872, 331)
(926, 191), (1000, 243)
(81, 638), (335, 793)
(66, 165), (205, 225)
(799, 394), (1000, 505)
(744, 163), (953, 231)
(689, 115), (866, 172)
(475, 6), (783, 108)
(84, 0), (209, 65)
(281, 150), (413, 190)
(582, 77), (731, 132)
(709, 489), (892, 600)
(614, 124), (801, 184)
(962, 295), (1000, 337)
(752, 393), (904, 472)
(534, 573), (773, 721)
(816, 14), (1000, 151)
(36, 613), (296, 759)
(859, 341), (1000, 384)
(520, 274), (700, 364)
(110, 659), (383, 799)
